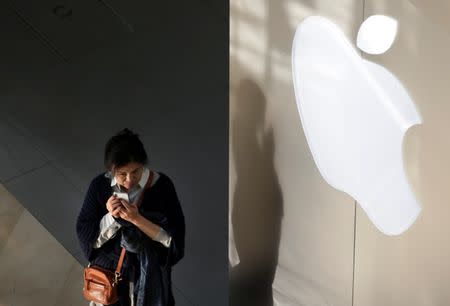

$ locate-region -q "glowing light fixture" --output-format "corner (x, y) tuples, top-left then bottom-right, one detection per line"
(292, 16), (422, 235)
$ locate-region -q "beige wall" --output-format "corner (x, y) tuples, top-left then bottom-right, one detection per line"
(230, 0), (362, 305)
(230, 0), (450, 305)
(0, 184), (85, 306)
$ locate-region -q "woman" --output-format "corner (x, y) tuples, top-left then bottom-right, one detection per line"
(76, 128), (185, 306)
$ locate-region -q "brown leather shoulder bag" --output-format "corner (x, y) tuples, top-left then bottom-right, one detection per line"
(83, 246), (126, 305)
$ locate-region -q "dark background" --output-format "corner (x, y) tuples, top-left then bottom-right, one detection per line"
(0, 1), (229, 305)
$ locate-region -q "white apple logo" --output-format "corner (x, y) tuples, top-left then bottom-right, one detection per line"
(292, 15), (422, 235)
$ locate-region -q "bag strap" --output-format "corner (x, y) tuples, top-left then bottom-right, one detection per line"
(115, 170), (154, 274)
(115, 247), (127, 274)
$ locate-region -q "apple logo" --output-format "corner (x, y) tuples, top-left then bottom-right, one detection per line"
(292, 15), (422, 235)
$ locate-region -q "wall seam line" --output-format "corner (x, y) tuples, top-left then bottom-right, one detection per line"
(353, 3), (365, 306)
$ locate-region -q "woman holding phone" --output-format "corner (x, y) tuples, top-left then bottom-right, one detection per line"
(76, 128), (185, 306)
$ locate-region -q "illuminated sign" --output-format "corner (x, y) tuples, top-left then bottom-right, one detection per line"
(292, 16), (422, 235)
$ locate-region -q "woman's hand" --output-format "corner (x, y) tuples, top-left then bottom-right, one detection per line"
(106, 194), (123, 218)
(118, 200), (140, 224)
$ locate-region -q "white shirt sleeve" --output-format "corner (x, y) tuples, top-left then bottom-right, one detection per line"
(155, 228), (172, 248)
(93, 213), (122, 249)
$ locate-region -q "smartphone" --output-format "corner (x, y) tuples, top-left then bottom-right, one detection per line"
(113, 192), (129, 203)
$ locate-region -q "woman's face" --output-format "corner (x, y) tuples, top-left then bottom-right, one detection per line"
(113, 162), (145, 191)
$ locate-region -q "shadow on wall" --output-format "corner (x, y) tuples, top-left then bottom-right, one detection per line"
(230, 79), (284, 306)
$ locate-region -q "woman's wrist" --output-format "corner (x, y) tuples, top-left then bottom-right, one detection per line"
(132, 213), (144, 226)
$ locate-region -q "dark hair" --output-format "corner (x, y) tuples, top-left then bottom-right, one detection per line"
(104, 128), (148, 171)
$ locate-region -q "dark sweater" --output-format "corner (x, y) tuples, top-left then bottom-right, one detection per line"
(76, 171), (185, 305)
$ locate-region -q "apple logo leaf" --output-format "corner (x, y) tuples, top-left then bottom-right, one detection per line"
(357, 15), (398, 55)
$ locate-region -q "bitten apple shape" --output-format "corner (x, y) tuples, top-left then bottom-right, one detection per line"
(292, 16), (422, 235)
